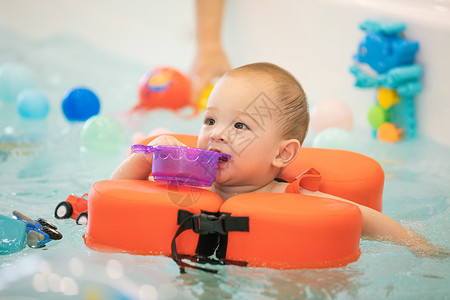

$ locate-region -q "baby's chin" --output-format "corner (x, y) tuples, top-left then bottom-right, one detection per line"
(214, 172), (227, 185)
(214, 168), (238, 187)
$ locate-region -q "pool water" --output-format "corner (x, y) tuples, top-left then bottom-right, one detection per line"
(0, 28), (449, 300)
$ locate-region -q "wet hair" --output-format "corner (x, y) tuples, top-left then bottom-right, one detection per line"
(225, 62), (309, 144)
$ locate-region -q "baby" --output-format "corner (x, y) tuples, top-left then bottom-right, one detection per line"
(112, 62), (445, 257)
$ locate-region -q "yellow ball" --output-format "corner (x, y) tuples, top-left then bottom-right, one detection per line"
(197, 83), (215, 110)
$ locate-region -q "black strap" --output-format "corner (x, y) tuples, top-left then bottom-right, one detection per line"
(171, 210), (249, 273)
(171, 215), (217, 273)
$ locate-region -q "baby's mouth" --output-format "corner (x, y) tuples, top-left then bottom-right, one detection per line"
(219, 155), (229, 162)
(210, 149), (230, 162)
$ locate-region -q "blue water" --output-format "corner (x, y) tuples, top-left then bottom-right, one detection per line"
(0, 27), (449, 300)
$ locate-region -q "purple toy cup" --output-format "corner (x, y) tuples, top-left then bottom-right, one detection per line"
(131, 145), (231, 187)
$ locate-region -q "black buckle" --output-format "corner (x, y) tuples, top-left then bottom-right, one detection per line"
(172, 210), (249, 274)
(192, 213), (227, 235)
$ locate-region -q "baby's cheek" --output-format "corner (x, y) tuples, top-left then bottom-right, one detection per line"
(197, 129), (210, 146)
(197, 136), (207, 149)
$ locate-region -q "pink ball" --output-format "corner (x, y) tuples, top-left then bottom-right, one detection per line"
(310, 99), (353, 134)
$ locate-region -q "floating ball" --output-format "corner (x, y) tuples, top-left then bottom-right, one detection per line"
(310, 99), (353, 134)
(368, 104), (386, 129)
(81, 115), (125, 154)
(0, 62), (35, 102)
(135, 67), (191, 112)
(312, 127), (357, 151)
(197, 83), (215, 110)
(62, 87), (100, 121)
(16, 89), (50, 119)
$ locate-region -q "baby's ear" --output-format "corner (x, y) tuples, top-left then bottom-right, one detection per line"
(272, 139), (300, 168)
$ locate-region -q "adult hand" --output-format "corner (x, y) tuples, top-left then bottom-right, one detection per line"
(190, 46), (231, 103)
(190, 0), (230, 105)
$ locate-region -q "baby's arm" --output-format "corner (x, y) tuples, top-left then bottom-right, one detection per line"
(301, 189), (448, 257)
(355, 203), (447, 257)
(110, 135), (186, 180)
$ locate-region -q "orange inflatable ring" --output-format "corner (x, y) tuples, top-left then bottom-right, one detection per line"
(84, 134), (384, 269)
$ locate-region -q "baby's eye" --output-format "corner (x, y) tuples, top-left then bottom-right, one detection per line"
(204, 118), (215, 126)
(234, 122), (249, 130)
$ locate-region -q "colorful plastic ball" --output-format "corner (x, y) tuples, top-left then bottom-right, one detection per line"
(310, 99), (353, 134)
(81, 115), (125, 154)
(0, 62), (35, 102)
(312, 127), (357, 151)
(62, 87), (100, 121)
(16, 89), (50, 119)
(135, 67), (191, 112)
(368, 104), (386, 129)
(197, 83), (215, 110)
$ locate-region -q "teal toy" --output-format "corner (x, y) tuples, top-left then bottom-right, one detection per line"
(379, 65), (423, 88)
(0, 214), (27, 255)
(350, 19), (422, 141)
(359, 19), (406, 35)
(0, 211), (63, 255)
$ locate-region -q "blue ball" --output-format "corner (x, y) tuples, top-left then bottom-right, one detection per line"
(0, 62), (35, 102)
(312, 127), (357, 152)
(62, 87), (100, 121)
(16, 89), (50, 119)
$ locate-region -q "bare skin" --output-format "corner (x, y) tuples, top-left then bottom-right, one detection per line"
(112, 72), (448, 258)
(190, 0), (231, 103)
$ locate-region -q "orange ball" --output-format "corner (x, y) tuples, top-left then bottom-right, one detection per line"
(134, 67), (191, 112)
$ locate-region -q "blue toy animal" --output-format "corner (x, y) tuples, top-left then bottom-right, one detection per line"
(350, 19), (422, 141)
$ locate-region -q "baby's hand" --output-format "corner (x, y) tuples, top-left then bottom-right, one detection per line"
(148, 135), (187, 147)
(408, 241), (449, 258)
(403, 230), (449, 258)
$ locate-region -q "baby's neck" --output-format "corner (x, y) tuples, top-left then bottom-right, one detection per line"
(210, 180), (288, 201)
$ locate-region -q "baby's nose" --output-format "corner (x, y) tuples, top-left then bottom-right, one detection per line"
(210, 128), (227, 142)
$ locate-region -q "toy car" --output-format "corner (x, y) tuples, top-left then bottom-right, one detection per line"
(54, 193), (88, 225)
(12, 210), (63, 248)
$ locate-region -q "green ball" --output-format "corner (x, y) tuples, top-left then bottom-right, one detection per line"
(81, 115), (125, 154)
(368, 105), (386, 129)
(312, 127), (357, 152)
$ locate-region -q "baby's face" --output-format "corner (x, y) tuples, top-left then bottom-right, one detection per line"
(198, 75), (284, 187)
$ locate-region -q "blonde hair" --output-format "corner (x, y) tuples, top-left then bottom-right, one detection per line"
(225, 62), (309, 144)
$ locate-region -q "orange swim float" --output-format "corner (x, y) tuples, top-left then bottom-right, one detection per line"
(84, 134), (384, 269)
